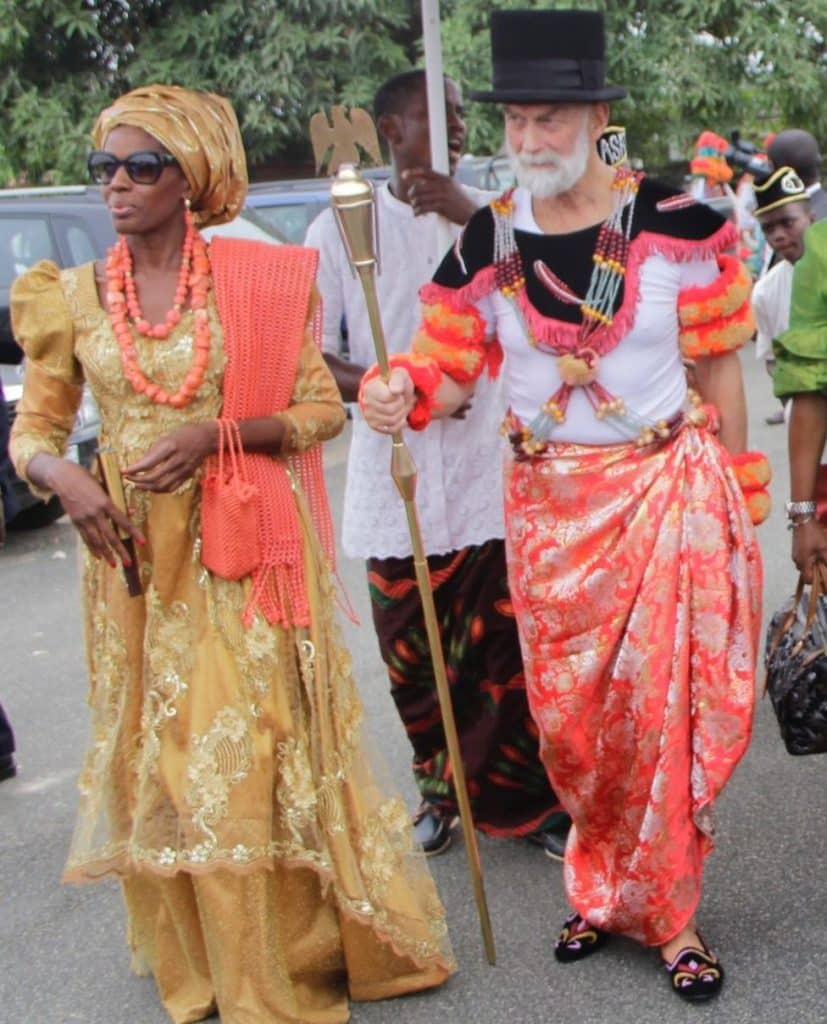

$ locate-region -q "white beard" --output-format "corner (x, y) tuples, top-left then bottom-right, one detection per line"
(506, 121), (592, 199)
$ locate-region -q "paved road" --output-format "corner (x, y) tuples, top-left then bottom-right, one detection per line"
(1, 353), (822, 1024)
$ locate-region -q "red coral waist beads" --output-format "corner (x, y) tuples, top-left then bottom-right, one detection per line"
(106, 208), (212, 408)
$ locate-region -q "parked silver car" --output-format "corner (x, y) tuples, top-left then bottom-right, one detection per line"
(0, 187), (111, 527)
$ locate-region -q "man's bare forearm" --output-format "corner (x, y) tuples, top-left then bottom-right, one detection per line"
(789, 393), (827, 502)
(693, 352), (747, 454)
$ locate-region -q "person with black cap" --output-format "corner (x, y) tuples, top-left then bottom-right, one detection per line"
(360, 7), (767, 1002)
(768, 129), (827, 222)
(751, 166), (813, 424)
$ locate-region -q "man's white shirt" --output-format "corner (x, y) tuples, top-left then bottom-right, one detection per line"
(306, 181), (507, 560)
(752, 258), (793, 360)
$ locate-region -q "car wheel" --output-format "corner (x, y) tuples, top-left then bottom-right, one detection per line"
(7, 495), (65, 530)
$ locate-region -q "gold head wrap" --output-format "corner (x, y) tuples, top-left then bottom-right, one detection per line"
(91, 84), (248, 228)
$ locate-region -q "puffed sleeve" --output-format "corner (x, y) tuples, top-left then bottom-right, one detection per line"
(412, 202), (503, 384)
(773, 222), (827, 398)
(8, 261), (83, 497)
(677, 253), (755, 359)
(278, 286), (346, 452)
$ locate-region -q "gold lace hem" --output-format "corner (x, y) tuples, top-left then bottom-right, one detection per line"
(64, 848), (457, 979)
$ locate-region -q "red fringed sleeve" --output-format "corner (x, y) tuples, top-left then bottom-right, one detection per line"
(678, 254), (755, 359)
(411, 301), (499, 383)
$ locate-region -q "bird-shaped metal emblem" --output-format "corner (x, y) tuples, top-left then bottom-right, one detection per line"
(309, 106), (382, 176)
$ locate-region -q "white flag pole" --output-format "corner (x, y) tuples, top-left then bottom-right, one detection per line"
(421, 0), (454, 256)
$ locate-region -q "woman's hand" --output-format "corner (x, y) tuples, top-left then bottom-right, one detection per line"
(360, 368), (415, 434)
(47, 459), (144, 566)
(123, 422), (218, 493)
(792, 518), (827, 582)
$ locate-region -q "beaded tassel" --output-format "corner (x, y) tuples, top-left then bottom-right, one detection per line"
(580, 171), (640, 338)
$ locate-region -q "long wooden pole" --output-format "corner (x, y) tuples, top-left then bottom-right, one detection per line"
(330, 166), (496, 965)
(421, 0), (454, 256)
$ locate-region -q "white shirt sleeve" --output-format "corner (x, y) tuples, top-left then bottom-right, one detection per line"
(304, 209), (347, 357)
(751, 282), (773, 360)
(477, 293), (498, 340)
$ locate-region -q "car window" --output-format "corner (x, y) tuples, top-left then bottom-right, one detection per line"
(252, 201), (327, 245)
(0, 216), (57, 285)
(64, 222), (100, 264)
(484, 155), (516, 192)
(201, 209), (285, 245)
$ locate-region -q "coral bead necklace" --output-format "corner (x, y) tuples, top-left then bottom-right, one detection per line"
(106, 208), (212, 408)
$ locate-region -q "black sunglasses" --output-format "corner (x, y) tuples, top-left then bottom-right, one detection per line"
(87, 150), (178, 186)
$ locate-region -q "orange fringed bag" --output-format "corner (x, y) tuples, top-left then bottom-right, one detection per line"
(201, 418), (260, 580)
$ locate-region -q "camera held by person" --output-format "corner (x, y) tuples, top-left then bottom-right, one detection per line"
(724, 131), (772, 183)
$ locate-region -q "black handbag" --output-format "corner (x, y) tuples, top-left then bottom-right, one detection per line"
(765, 565), (827, 756)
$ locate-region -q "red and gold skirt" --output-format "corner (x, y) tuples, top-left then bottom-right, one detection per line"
(504, 423), (762, 945)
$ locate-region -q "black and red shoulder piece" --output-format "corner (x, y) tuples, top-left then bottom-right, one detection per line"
(635, 177), (731, 244)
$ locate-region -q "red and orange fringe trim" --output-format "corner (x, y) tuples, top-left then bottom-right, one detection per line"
(731, 450), (771, 525)
(411, 301), (501, 383)
(678, 254), (755, 359)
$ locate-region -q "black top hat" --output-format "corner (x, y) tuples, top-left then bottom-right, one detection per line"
(753, 166), (808, 217)
(469, 9), (627, 104)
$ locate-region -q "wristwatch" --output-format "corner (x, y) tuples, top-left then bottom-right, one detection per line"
(785, 499), (817, 518)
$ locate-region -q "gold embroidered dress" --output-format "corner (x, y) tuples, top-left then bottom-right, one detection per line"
(10, 260), (453, 1024)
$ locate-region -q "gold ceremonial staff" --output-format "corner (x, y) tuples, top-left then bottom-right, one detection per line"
(330, 164), (496, 965)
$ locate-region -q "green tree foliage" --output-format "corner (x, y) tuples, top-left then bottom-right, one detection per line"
(439, 0), (827, 172)
(0, 0), (126, 183)
(0, 0), (416, 184)
(124, 0), (416, 167)
(0, 0), (824, 185)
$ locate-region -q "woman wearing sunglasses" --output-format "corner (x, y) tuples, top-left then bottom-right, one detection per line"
(8, 84), (453, 1023)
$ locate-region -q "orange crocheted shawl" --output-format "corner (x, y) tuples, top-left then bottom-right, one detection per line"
(207, 237), (335, 628)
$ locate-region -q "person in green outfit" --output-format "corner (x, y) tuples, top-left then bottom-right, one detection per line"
(773, 218), (827, 576)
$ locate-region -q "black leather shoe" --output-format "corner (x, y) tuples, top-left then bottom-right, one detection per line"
(0, 754), (17, 782)
(663, 943), (724, 1002)
(525, 820), (570, 861)
(554, 912), (609, 963)
(413, 803), (457, 856)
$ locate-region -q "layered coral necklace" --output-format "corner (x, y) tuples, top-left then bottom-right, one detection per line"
(106, 209), (212, 408)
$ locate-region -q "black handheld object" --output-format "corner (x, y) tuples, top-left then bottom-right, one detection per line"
(96, 450), (143, 597)
(724, 131), (772, 182)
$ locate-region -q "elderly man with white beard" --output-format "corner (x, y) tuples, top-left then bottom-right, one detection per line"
(360, 8), (768, 1003)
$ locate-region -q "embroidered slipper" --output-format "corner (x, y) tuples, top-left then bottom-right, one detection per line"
(663, 943), (725, 1002)
(554, 912), (609, 963)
